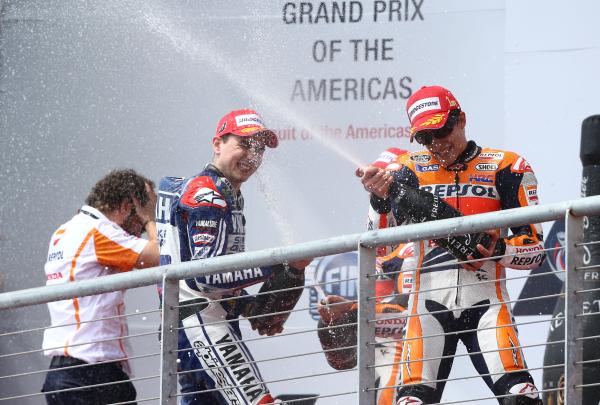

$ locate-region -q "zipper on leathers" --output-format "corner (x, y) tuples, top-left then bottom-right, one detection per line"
(454, 171), (461, 306)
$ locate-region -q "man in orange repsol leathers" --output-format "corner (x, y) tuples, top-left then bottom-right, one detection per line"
(360, 85), (545, 405)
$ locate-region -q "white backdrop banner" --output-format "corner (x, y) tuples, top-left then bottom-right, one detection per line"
(5, 0), (600, 403)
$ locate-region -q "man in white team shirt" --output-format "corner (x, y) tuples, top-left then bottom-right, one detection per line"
(41, 169), (159, 405)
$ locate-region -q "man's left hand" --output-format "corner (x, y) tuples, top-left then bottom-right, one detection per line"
(249, 315), (286, 336)
(289, 259), (313, 270)
(463, 229), (500, 271)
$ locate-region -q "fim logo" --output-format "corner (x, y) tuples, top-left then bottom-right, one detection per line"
(306, 252), (357, 321)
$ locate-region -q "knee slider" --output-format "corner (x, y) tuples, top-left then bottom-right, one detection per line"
(502, 382), (542, 405)
(397, 397), (424, 405)
(397, 384), (437, 404)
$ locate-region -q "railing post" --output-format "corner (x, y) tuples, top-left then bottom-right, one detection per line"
(565, 209), (584, 404)
(357, 243), (377, 403)
(159, 275), (179, 405)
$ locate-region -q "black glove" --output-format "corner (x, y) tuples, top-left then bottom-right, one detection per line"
(243, 263), (305, 336)
(317, 310), (357, 370)
(390, 182), (505, 262)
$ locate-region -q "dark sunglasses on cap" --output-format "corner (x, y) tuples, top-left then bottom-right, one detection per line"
(414, 110), (461, 146)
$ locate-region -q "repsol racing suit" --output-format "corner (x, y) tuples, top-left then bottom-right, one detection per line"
(366, 147), (412, 405)
(371, 141), (546, 404)
(373, 245), (414, 405)
(156, 164), (283, 405)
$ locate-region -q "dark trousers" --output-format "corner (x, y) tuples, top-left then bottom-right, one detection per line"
(42, 356), (136, 405)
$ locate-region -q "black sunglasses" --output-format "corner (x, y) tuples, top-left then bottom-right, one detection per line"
(414, 110), (461, 146)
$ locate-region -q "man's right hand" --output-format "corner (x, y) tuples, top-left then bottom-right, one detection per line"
(136, 182), (158, 225)
(317, 295), (356, 324)
(356, 165), (393, 199)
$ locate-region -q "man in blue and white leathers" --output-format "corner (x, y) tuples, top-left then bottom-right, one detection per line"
(156, 109), (309, 405)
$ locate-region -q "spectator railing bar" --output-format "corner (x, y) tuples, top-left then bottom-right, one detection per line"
(2, 196), (598, 312)
(1, 196), (600, 404)
(169, 368), (356, 400)
(0, 307), (161, 341)
(370, 339), (565, 371)
(0, 352), (160, 381)
(369, 314), (565, 349)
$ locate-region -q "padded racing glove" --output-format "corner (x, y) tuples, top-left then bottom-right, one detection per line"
(243, 263), (305, 336)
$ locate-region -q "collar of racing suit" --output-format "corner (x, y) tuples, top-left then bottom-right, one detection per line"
(202, 163), (238, 200)
(444, 140), (482, 172)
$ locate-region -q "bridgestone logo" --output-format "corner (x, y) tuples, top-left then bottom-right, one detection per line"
(235, 114), (265, 128)
(407, 97), (440, 121)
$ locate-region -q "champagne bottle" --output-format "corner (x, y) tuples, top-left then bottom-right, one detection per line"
(390, 182), (504, 262)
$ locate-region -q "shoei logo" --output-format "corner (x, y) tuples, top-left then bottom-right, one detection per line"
(407, 97), (440, 121)
(475, 163), (498, 171)
(235, 114), (265, 128)
(306, 252), (358, 321)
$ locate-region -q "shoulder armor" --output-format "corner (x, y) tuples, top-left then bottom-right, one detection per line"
(180, 176), (227, 209)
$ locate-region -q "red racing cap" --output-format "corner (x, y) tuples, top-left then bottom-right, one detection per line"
(405, 85), (461, 142)
(214, 109), (279, 148)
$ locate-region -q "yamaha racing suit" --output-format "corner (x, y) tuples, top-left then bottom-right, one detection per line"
(156, 164), (283, 405)
(371, 141), (545, 404)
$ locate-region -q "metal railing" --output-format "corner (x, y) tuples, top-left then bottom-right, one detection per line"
(1, 196), (600, 404)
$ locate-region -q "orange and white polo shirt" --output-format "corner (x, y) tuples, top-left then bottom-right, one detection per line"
(42, 205), (148, 369)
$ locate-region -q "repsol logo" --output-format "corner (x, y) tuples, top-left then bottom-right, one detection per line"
(510, 253), (545, 267)
(375, 325), (405, 338)
(479, 152), (504, 160)
(420, 184), (498, 199)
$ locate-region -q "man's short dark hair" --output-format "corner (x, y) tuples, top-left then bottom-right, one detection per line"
(85, 169), (154, 213)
